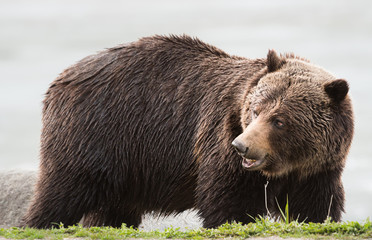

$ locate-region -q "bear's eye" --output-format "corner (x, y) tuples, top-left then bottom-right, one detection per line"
(273, 119), (285, 129)
(252, 109), (259, 119)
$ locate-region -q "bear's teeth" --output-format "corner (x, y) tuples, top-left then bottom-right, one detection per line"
(242, 159), (258, 169)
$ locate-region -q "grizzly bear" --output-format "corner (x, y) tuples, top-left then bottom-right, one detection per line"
(22, 35), (354, 229)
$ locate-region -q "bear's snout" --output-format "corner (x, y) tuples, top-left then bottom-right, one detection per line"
(232, 139), (248, 156)
(232, 137), (267, 170)
(231, 138), (263, 160)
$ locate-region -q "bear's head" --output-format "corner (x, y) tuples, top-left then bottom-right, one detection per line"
(232, 50), (354, 178)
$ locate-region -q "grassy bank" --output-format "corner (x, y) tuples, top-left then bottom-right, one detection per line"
(1, 218), (371, 239)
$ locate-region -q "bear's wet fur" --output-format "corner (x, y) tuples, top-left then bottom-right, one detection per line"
(22, 35), (354, 229)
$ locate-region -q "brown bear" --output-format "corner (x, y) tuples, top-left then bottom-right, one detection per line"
(22, 35), (354, 229)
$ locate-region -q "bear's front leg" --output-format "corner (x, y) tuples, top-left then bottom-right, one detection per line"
(274, 170), (345, 223)
(195, 157), (268, 228)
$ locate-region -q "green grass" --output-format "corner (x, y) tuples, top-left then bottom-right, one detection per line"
(1, 218), (372, 239)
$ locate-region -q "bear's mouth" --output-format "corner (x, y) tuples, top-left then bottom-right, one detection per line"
(241, 158), (265, 170)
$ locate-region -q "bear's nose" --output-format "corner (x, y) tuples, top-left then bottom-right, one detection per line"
(232, 139), (248, 156)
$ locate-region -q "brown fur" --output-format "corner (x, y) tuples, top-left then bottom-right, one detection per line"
(22, 35), (353, 229)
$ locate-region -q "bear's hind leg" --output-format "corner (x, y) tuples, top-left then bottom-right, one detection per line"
(21, 171), (102, 228)
(22, 182), (88, 228)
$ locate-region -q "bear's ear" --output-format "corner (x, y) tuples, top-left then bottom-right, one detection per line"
(267, 49), (285, 72)
(324, 79), (349, 103)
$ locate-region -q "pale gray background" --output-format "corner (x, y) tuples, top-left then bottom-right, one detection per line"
(1, 0), (371, 223)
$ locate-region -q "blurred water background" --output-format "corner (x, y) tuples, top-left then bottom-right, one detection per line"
(0, 0), (371, 222)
